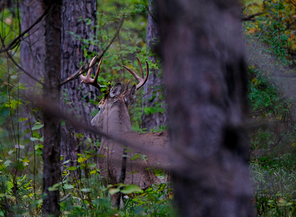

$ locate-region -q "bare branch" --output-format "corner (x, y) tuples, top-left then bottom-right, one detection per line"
(4, 50), (43, 86)
(0, 5), (52, 53)
(242, 11), (268, 21)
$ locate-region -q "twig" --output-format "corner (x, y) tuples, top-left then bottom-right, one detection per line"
(4, 50), (43, 85)
(242, 11), (268, 21)
(0, 5), (52, 53)
(60, 193), (71, 202)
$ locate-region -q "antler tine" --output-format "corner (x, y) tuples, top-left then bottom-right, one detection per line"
(87, 55), (98, 77)
(136, 57), (144, 78)
(93, 58), (103, 84)
(80, 56), (97, 83)
(122, 57), (149, 90)
(79, 55), (102, 89)
(143, 60), (149, 85)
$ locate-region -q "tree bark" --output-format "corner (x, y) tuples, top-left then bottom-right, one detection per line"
(42, 1), (61, 216)
(157, 1), (254, 216)
(142, 0), (166, 131)
(60, 0), (98, 169)
(20, 0), (45, 147)
(20, 0), (45, 86)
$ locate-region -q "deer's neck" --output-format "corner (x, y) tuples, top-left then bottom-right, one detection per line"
(103, 102), (131, 136)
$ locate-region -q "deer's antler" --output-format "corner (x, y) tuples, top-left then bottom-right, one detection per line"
(80, 56), (103, 89)
(122, 57), (149, 90)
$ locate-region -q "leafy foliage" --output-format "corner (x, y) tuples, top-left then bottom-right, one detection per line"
(0, 1), (172, 216)
(244, 0), (296, 216)
(5, 0), (296, 215)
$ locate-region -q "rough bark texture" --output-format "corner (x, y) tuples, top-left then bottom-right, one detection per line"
(60, 0), (98, 168)
(157, 1), (254, 216)
(42, 1), (61, 216)
(20, 0), (45, 145)
(142, 0), (166, 131)
(20, 0), (45, 86)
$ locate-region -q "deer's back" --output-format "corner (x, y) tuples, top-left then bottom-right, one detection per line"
(98, 130), (169, 189)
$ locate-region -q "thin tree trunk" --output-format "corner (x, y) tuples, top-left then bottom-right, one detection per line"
(42, 1), (61, 216)
(60, 0), (98, 170)
(142, 0), (166, 131)
(157, 1), (254, 216)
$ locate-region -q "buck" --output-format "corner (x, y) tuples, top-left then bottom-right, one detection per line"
(79, 56), (169, 189)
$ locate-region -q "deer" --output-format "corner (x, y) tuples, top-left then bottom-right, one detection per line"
(79, 56), (170, 191)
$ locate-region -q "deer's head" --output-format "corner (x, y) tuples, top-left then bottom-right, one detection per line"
(79, 57), (149, 135)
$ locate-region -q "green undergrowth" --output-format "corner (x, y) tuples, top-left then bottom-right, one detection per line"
(251, 153), (296, 216)
(244, 1), (296, 215)
(0, 158), (174, 216)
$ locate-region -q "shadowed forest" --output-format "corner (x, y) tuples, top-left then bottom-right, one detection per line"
(0, 0), (296, 216)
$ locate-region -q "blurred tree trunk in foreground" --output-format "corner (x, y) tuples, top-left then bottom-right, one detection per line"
(42, 0), (61, 215)
(157, 0), (254, 216)
(142, 0), (166, 131)
(60, 0), (98, 169)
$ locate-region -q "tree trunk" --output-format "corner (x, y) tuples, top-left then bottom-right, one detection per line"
(60, 0), (98, 170)
(20, 0), (45, 147)
(20, 0), (45, 85)
(142, 0), (166, 131)
(157, 1), (254, 216)
(42, 1), (61, 216)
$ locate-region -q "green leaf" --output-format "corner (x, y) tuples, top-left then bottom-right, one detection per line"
(30, 137), (40, 141)
(48, 187), (57, 191)
(19, 117), (28, 122)
(121, 185), (142, 194)
(109, 188), (120, 195)
(78, 157), (87, 163)
(131, 153), (141, 161)
(144, 106), (150, 115)
(90, 169), (97, 175)
(32, 122), (44, 130)
(90, 109), (98, 116)
(81, 188), (91, 192)
(35, 144), (43, 150)
(67, 166), (77, 171)
(6, 181), (13, 191)
(63, 160), (71, 165)
(8, 149), (15, 155)
(87, 163), (96, 168)
(63, 184), (74, 190)
(4, 160), (11, 167)
(48, 183), (60, 191)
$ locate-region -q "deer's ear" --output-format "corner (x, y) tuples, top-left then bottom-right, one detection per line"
(110, 83), (122, 98)
(124, 84), (136, 105)
(130, 84), (136, 99)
